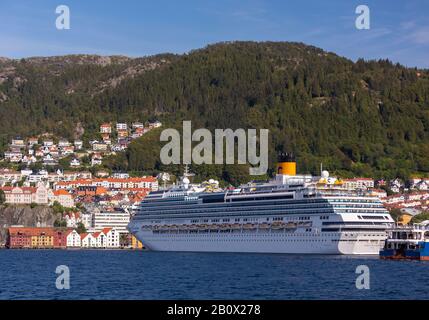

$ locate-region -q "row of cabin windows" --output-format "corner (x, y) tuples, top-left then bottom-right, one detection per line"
(189, 216), (313, 223)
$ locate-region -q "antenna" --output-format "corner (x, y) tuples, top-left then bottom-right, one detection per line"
(183, 164), (195, 178)
(181, 164), (194, 190)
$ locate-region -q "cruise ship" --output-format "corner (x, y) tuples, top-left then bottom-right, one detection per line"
(128, 160), (394, 254)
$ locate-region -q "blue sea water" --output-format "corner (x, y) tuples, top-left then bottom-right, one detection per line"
(0, 250), (427, 300)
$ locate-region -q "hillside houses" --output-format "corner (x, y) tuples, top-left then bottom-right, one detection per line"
(53, 177), (158, 193)
(409, 178), (429, 191)
(0, 121), (162, 167)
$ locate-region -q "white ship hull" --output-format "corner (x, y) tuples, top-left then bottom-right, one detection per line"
(132, 228), (386, 255)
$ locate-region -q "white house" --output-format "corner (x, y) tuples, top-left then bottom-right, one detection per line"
(58, 139), (70, 147)
(390, 179), (403, 193)
(74, 140), (83, 150)
(43, 140), (54, 147)
(112, 172), (129, 179)
(61, 146), (75, 156)
(91, 154), (103, 166)
(410, 178), (429, 191)
(43, 154), (58, 166)
(132, 122), (144, 129)
(92, 142), (108, 151)
(100, 123), (112, 134)
(28, 137), (39, 147)
(101, 227), (120, 248)
(63, 211), (81, 228)
(28, 170), (49, 183)
(11, 137), (25, 148)
(81, 233), (96, 248)
(148, 120), (162, 128)
(92, 231), (107, 248)
(4, 151), (23, 163)
(116, 123), (128, 131)
(70, 158), (81, 167)
(66, 230), (82, 248)
(21, 168), (33, 177)
(80, 213), (92, 229)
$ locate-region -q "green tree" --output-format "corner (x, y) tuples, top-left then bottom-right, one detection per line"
(389, 208), (403, 222)
(54, 219), (67, 228)
(411, 212), (429, 224)
(76, 222), (86, 234)
(52, 201), (65, 214)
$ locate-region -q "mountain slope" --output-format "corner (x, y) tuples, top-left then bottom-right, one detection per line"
(1, 41), (429, 179)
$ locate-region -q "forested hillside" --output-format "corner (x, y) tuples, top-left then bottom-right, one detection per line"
(1, 41), (429, 180)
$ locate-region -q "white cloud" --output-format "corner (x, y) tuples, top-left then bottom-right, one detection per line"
(409, 27), (429, 44)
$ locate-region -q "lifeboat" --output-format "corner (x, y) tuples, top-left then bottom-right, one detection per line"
(231, 224), (241, 230)
(209, 224), (219, 231)
(271, 222), (285, 230)
(243, 223), (256, 230)
(258, 223), (270, 229)
(198, 224), (208, 231)
(220, 224), (231, 231)
(285, 222), (297, 229)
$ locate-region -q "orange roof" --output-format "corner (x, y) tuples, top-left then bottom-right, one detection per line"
(54, 189), (71, 196)
(92, 232), (101, 238)
(80, 232), (89, 240)
(102, 228), (112, 234)
(8, 227), (56, 236)
(96, 187), (108, 195)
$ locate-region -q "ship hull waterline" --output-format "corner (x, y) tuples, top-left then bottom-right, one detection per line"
(132, 229), (385, 255)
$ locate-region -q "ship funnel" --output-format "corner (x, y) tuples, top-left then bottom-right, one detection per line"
(277, 152), (296, 176)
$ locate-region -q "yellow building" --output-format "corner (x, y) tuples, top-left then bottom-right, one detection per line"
(398, 213), (413, 225)
(31, 232), (54, 248)
(130, 235), (144, 249)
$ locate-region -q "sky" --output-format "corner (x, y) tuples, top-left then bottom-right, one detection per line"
(0, 0), (428, 68)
